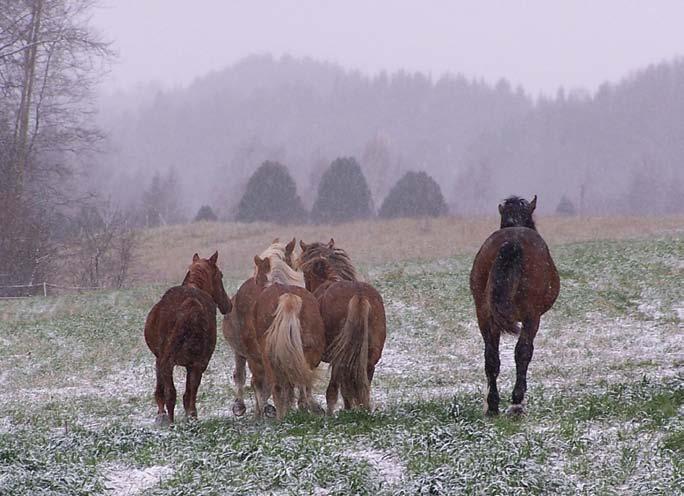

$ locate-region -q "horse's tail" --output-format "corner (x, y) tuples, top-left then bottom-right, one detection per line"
(264, 293), (312, 387)
(489, 240), (523, 335)
(329, 295), (371, 407)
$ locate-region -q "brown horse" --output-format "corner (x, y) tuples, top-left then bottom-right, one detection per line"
(222, 238), (304, 417)
(144, 252), (232, 425)
(243, 255), (325, 419)
(470, 195), (560, 416)
(298, 240), (386, 414)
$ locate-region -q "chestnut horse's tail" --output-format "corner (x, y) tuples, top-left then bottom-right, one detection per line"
(329, 295), (371, 407)
(264, 293), (312, 387)
(489, 240), (523, 335)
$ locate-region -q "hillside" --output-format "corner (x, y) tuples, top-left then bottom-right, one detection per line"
(127, 215), (684, 284)
(95, 55), (684, 218)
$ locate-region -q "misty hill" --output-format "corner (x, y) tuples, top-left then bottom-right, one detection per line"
(96, 54), (684, 218)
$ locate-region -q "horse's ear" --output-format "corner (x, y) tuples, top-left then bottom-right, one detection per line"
(209, 251), (218, 264)
(192, 253), (200, 263)
(300, 240), (308, 251)
(254, 255), (269, 271)
(285, 237), (296, 254)
(498, 204), (503, 215)
(328, 238), (335, 249)
(529, 195), (537, 212)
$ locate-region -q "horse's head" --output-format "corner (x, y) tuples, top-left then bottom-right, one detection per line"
(298, 238), (334, 261)
(498, 195), (537, 230)
(297, 238), (358, 281)
(253, 255), (271, 287)
(300, 257), (336, 293)
(284, 237), (296, 268)
(186, 252), (232, 314)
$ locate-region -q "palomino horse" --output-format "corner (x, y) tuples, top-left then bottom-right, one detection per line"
(298, 240), (386, 414)
(243, 255), (325, 419)
(470, 195), (560, 416)
(222, 238), (305, 417)
(144, 252), (232, 425)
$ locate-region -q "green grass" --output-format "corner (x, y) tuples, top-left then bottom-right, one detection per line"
(0, 237), (682, 495)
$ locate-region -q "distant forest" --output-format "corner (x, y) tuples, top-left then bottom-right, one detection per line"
(95, 54), (684, 219)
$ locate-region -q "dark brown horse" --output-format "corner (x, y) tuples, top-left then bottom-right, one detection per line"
(298, 240), (386, 414)
(144, 252), (232, 425)
(244, 255), (325, 419)
(470, 196), (560, 416)
(222, 238), (301, 417)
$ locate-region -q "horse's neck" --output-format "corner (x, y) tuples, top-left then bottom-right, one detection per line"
(183, 271), (211, 293)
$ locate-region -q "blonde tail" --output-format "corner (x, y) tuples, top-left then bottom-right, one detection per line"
(264, 293), (312, 388)
(329, 295), (371, 407)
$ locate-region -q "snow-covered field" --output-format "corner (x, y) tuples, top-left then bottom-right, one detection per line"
(0, 237), (681, 494)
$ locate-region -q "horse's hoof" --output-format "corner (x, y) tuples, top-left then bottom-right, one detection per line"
(505, 404), (525, 416)
(309, 402), (325, 416)
(484, 409), (499, 418)
(232, 400), (246, 417)
(263, 404), (277, 418)
(155, 414), (170, 427)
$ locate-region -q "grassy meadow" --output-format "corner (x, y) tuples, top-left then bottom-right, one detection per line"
(0, 217), (682, 494)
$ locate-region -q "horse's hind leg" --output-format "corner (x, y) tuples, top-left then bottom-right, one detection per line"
(157, 361), (176, 424)
(154, 365), (168, 425)
(325, 377), (340, 416)
(300, 385), (324, 415)
(232, 353), (247, 416)
(273, 382), (289, 420)
(184, 366), (203, 418)
(509, 315), (540, 415)
(483, 326), (501, 416)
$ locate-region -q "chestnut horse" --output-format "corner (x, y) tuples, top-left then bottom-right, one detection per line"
(222, 239), (304, 417)
(144, 252), (232, 425)
(470, 196), (560, 416)
(298, 240), (386, 414)
(244, 255), (325, 419)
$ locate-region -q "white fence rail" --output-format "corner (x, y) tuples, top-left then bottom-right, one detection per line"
(0, 282), (101, 299)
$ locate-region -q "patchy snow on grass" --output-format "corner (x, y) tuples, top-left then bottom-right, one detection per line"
(344, 447), (405, 485)
(103, 464), (173, 495)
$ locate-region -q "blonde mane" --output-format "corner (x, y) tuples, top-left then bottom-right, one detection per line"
(254, 241), (305, 288)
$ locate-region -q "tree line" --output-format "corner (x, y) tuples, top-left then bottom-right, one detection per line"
(97, 54), (684, 219)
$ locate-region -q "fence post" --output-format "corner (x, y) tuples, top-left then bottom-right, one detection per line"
(43, 282), (47, 297)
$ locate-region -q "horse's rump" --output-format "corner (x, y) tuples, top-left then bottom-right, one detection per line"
(158, 294), (214, 370)
(471, 227), (560, 333)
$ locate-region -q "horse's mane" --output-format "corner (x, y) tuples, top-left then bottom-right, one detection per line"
(183, 261), (211, 291)
(298, 243), (358, 281)
(258, 241), (288, 262)
(255, 242), (305, 288)
(500, 196), (536, 230)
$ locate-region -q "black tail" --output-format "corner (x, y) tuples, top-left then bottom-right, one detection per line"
(488, 240), (523, 335)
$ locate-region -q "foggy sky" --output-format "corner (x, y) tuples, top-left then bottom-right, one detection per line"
(93, 1), (684, 96)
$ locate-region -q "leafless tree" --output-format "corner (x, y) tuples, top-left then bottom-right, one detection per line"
(74, 203), (137, 288)
(0, 0), (113, 284)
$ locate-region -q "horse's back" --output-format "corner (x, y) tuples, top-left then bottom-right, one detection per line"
(145, 286), (217, 365)
(317, 280), (387, 365)
(471, 227), (559, 317)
